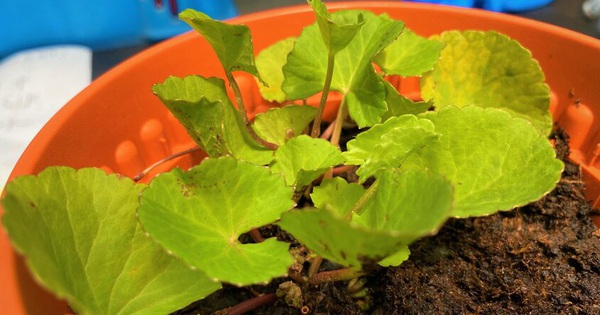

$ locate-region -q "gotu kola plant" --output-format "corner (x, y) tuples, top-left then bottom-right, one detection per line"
(1, 1), (564, 313)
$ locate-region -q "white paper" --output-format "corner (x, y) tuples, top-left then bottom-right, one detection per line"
(0, 45), (92, 189)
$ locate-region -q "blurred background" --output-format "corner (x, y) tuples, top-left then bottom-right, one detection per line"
(0, 0), (599, 188)
(98, 0), (600, 76)
(1, 0), (599, 70)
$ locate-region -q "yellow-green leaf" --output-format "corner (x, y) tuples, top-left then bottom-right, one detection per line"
(402, 106), (563, 217)
(139, 157), (295, 286)
(1, 167), (220, 315)
(421, 31), (552, 136)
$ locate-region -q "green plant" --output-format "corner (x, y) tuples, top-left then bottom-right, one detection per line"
(1, 1), (564, 314)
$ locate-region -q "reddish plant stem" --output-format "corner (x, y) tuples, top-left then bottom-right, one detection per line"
(226, 72), (278, 150)
(248, 228), (264, 243)
(226, 72), (250, 126)
(320, 120), (336, 140)
(225, 293), (278, 315)
(134, 146), (202, 181)
(308, 256), (324, 277)
(288, 270), (307, 284)
(247, 121), (279, 150)
(332, 165), (354, 176)
(309, 268), (365, 285)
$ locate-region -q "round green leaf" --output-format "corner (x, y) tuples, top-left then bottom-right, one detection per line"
(283, 10), (404, 127)
(354, 169), (452, 235)
(402, 106), (564, 217)
(139, 157), (295, 286)
(1, 167), (220, 315)
(256, 37), (296, 102)
(421, 30), (552, 135)
(375, 29), (445, 77)
(378, 246), (410, 267)
(153, 75), (273, 165)
(153, 76), (230, 156)
(279, 208), (408, 268)
(271, 135), (344, 188)
(309, 0), (365, 55)
(252, 105), (317, 146)
(179, 9), (263, 82)
(280, 169), (452, 268)
(311, 177), (365, 216)
(382, 80), (432, 120)
(343, 115), (438, 181)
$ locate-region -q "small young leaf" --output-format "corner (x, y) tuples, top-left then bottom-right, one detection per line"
(309, 0), (365, 55)
(256, 37), (296, 102)
(378, 246), (410, 267)
(401, 106), (564, 217)
(179, 9), (263, 82)
(153, 76), (228, 156)
(138, 157), (295, 285)
(270, 135), (344, 188)
(153, 75), (273, 165)
(343, 115), (438, 181)
(283, 10), (405, 127)
(421, 30), (552, 135)
(279, 207), (408, 267)
(382, 80), (431, 121)
(311, 177), (365, 216)
(1, 167), (220, 315)
(252, 105), (317, 146)
(279, 169), (452, 267)
(375, 28), (445, 77)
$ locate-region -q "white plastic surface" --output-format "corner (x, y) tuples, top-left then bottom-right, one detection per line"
(0, 46), (92, 189)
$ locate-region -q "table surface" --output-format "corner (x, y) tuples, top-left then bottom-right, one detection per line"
(92, 0), (599, 78)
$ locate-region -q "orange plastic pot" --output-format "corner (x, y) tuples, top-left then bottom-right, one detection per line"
(1, 2), (599, 314)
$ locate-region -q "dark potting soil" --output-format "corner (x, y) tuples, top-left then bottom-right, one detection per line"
(175, 128), (600, 315)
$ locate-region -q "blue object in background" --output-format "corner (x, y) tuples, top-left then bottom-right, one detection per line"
(0, 0), (238, 59)
(141, 0), (238, 41)
(408, 0), (475, 8)
(407, 0), (554, 12)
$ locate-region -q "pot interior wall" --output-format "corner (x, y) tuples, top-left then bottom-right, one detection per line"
(1, 2), (599, 314)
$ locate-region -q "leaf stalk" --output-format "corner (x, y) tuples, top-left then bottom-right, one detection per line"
(308, 256), (324, 277)
(330, 99), (348, 147)
(344, 179), (379, 220)
(226, 72), (279, 150)
(225, 293), (278, 315)
(134, 146), (202, 181)
(311, 51), (336, 138)
(226, 72), (249, 123)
